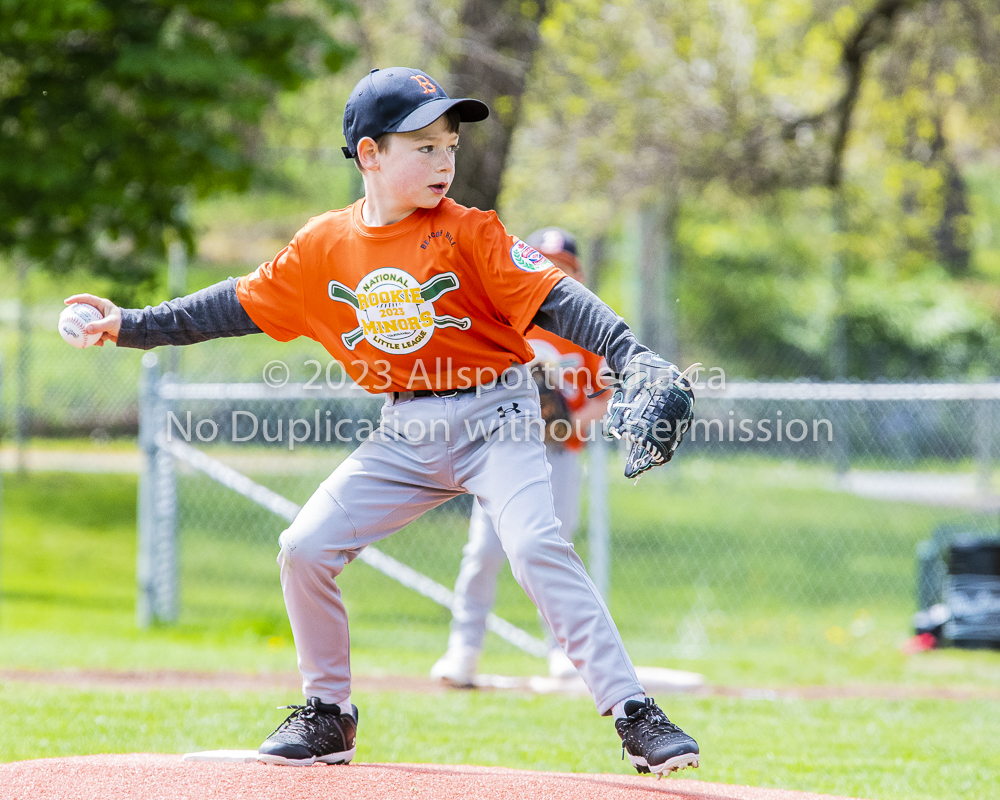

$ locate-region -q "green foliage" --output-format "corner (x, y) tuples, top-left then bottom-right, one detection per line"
(497, 0), (1000, 379)
(677, 186), (833, 378)
(0, 0), (353, 302)
(675, 182), (1000, 379)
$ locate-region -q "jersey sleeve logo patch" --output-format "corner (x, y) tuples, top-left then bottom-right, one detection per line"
(510, 239), (554, 273)
(327, 268), (471, 353)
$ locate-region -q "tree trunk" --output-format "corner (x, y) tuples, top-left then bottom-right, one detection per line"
(446, 0), (547, 211)
(931, 125), (971, 276)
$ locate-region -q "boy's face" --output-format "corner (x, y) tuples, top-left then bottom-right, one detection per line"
(377, 115), (459, 209)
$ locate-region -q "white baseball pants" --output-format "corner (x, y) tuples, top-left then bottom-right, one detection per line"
(447, 444), (581, 653)
(276, 365), (643, 715)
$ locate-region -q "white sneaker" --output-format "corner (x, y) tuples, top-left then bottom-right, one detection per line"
(430, 645), (480, 687)
(547, 648), (579, 679)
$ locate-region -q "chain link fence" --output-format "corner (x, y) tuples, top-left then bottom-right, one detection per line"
(0, 301), (340, 442)
(3, 297), (999, 800)
(3, 299), (998, 668)
(0, 302), (144, 441)
(621, 383), (999, 664)
(121, 342), (1000, 675)
(135, 353), (565, 657)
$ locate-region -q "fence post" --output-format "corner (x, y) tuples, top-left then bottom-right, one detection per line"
(137, 353), (156, 627)
(636, 200), (677, 360)
(829, 398), (850, 478)
(588, 435), (610, 600)
(975, 397), (993, 497)
(137, 352), (179, 626)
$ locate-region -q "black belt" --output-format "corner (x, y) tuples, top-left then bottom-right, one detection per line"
(392, 385), (480, 402)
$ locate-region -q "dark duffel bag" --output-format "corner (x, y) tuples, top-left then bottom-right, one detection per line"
(943, 537), (1000, 649)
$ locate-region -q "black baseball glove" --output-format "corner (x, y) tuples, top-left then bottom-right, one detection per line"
(532, 365), (573, 445)
(604, 354), (698, 480)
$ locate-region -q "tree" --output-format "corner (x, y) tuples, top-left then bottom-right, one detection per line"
(445, 0), (549, 211)
(496, 0), (1000, 378)
(0, 0), (352, 301)
(344, 0), (549, 212)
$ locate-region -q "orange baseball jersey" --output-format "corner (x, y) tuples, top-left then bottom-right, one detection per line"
(236, 198), (566, 393)
(525, 326), (607, 451)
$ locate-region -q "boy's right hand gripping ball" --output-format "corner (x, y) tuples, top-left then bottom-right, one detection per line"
(58, 303), (104, 349)
(604, 354), (697, 480)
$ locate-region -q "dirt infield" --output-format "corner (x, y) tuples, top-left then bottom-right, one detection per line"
(0, 754), (866, 800)
(2, 667), (997, 702)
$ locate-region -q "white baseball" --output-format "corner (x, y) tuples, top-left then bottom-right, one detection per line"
(59, 303), (104, 349)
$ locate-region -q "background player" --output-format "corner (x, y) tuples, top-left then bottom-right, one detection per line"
(431, 226), (608, 684)
(65, 67), (700, 777)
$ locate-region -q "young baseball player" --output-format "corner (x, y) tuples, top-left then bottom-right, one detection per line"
(430, 226), (608, 685)
(66, 67), (699, 777)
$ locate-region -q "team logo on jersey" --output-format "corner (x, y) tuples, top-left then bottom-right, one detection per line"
(510, 239), (553, 273)
(327, 268), (472, 353)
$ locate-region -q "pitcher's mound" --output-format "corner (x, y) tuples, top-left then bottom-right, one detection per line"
(0, 754), (868, 800)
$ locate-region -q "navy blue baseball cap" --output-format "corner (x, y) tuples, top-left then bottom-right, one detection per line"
(342, 67), (490, 159)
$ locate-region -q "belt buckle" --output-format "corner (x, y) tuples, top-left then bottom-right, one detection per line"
(435, 389), (459, 398)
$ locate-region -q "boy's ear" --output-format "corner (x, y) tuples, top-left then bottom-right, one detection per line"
(356, 137), (380, 171)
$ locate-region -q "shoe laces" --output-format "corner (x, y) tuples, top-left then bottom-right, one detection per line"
(620, 698), (683, 759)
(266, 699), (336, 739)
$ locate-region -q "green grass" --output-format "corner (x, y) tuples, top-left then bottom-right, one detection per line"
(168, 452), (1000, 690)
(3, 464), (999, 688)
(1, 683), (997, 800)
(3, 467), (1000, 798)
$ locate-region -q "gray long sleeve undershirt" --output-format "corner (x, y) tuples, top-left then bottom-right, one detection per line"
(116, 278), (262, 350)
(530, 277), (651, 374)
(116, 276), (650, 374)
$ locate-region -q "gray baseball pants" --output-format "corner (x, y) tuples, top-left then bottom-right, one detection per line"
(447, 444), (581, 653)
(276, 365), (643, 715)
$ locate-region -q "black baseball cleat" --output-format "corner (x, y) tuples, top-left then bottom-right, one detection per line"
(615, 697), (700, 777)
(258, 697), (358, 766)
